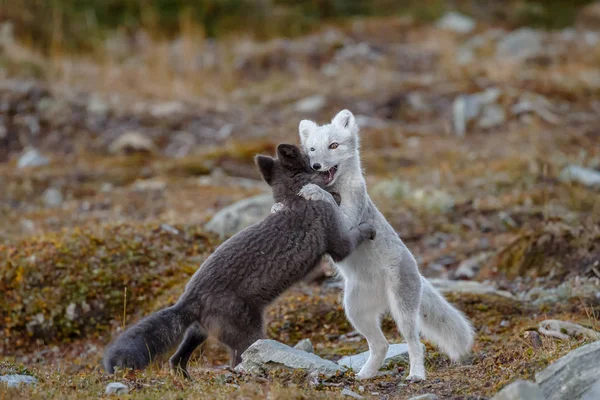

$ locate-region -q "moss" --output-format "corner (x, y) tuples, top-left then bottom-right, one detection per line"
(0, 223), (216, 353)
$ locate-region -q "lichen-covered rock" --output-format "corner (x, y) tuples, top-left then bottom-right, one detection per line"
(294, 338), (314, 353)
(535, 341), (600, 400)
(491, 380), (543, 400)
(105, 382), (129, 395)
(337, 343), (412, 371)
(238, 339), (344, 378)
(0, 374), (38, 388)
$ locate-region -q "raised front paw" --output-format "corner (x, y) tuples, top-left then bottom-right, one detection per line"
(359, 222), (376, 240)
(298, 183), (329, 202)
(271, 202), (284, 214)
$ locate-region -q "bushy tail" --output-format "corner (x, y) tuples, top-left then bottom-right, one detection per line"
(103, 304), (195, 373)
(419, 277), (474, 361)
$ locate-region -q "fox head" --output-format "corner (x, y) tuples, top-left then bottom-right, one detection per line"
(298, 109), (360, 187)
(255, 144), (329, 204)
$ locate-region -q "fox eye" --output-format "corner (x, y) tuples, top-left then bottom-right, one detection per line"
(310, 147), (315, 152)
(329, 142), (339, 150)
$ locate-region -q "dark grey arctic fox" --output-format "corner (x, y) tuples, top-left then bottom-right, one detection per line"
(103, 143), (376, 378)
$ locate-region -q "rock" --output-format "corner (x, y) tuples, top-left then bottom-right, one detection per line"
(105, 382), (129, 395)
(577, 2), (600, 31)
(409, 395), (439, 400)
(535, 341), (600, 400)
(496, 28), (543, 61)
(295, 95), (326, 113)
(453, 88), (501, 136)
(337, 343), (412, 371)
(523, 331), (543, 349)
(294, 339), (314, 354)
(42, 187), (64, 208)
(538, 320), (600, 341)
(429, 278), (515, 299)
(478, 104), (506, 129)
(204, 194), (274, 239)
(491, 380), (544, 400)
(559, 165), (600, 189)
(436, 12), (475, 34)
(237, 339), (344, 378)
(453, 252), (492, 280)
(17, 148), (49, 169)
(523, 278), (600, 305)
(0, 374), (38, 388)
(511, 94), (561, 125)
(341, 388), (365, 399)
(582, 380), (600, 400)
(109, 131), (156, 155)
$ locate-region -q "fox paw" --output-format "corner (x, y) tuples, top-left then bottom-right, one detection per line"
(298, 183), (329, 202)
(271, 202), (284, 213)
(406, 374), (425, 383)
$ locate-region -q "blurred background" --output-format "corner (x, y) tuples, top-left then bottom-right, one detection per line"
(1, 1), (600, 398)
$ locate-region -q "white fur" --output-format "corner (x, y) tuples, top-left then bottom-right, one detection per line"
(296, 109), (475, 380)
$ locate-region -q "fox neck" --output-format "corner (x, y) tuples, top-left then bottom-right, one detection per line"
(330, 149), (364, 194)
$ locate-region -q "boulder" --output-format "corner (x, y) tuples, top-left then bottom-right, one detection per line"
(491, 380), (544, 400)
(238, 339), (344, 378)
(337, 343), (412, 371)
(535, 341), (600, 400)
(0, 374), (38, 388)
(204, 193), (273, 239)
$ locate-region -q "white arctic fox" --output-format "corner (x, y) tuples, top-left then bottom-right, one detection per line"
(293, 109), (475, 381)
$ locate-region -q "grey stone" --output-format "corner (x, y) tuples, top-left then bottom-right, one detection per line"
(453, 88), (501, 136)
(496, 28), (543, 61)
(409, 395), (439, 400)
(238, 339), (344, 378)
(338, 343), (412, 371)
(429, 278), (515, 299)
(105, 382), (129, 395)
(491, 380), (543, 400)
(478, 104), (507, 129)
(295, 95), (326, 113)
(535, 341), (600, 400)
(341, 388), (365, 399)
(538, 320), (600, 341)
(436, 12), (475, 34)
(109, 131), (156, 155)
(523, 278), (600, 305)
(582, 380), (600, 400)
(0, 374), (38, 388)
(204, 193), (273, 239)
(294, 339), (314, 354)
(453, 252), (492, 280)
(42, 187), (64, 208)
(17, 148), (49, 169)
(559, 165), (600, 189)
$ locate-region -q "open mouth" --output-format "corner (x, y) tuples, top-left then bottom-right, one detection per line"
(321, 165), (338, 185)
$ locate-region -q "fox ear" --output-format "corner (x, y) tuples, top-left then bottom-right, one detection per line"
(332, 109), (357, 133)
(299, 120), (317, 145)
(276, 143), (302, 165)
(255, 155), (275, 185)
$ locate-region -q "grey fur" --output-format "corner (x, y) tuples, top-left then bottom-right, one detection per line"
(103, 144), (375, 378)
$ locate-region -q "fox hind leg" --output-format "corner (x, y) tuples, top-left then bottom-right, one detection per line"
(344, 280), (389, 379)
(387, 282), (425, 381)
(170, 322), (207, 379)
(218, 314), (264, 367)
